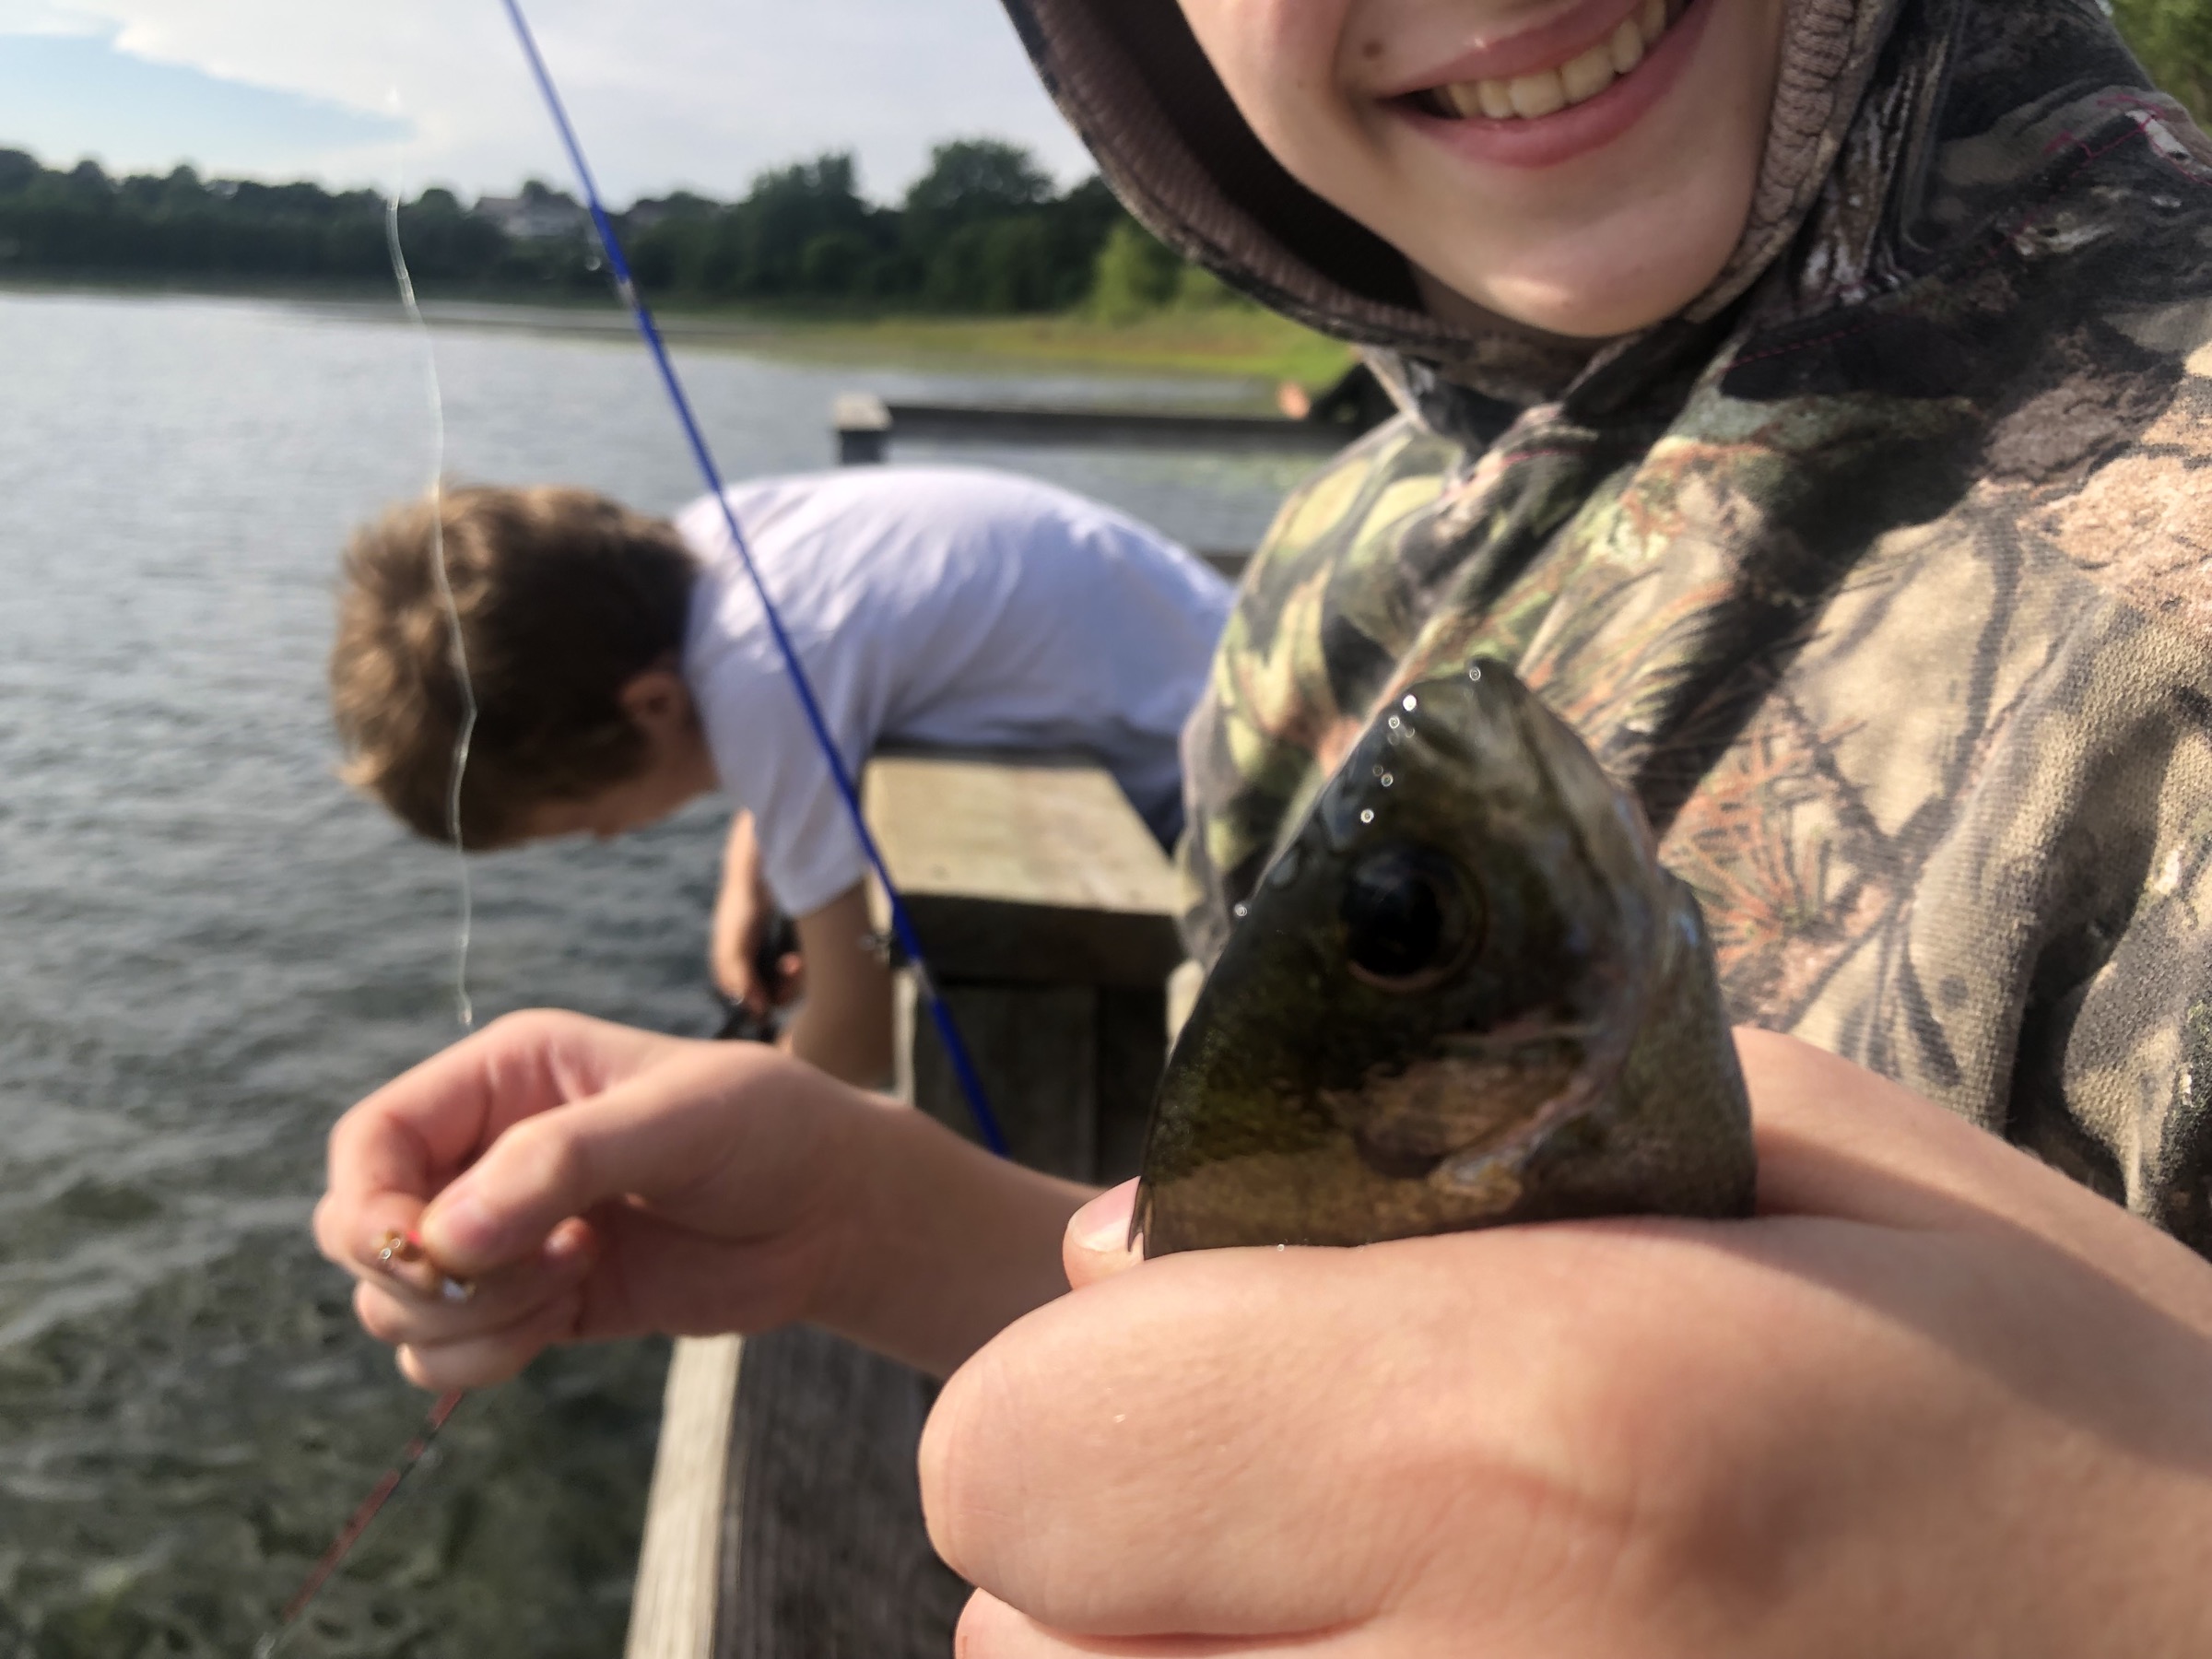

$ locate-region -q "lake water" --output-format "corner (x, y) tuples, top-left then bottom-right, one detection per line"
(0, 288), (1310, 1656)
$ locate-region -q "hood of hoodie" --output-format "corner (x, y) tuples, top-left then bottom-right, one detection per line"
(1001, 0), (1909, 403)
(1007, 0), (2212, 1255)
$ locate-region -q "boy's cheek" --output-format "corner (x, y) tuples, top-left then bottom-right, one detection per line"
(1172, 0), (1357, 156)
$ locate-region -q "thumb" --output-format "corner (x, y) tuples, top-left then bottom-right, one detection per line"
(1063, 1181), (1144, 1290)
(418, 1074), (721, 1277)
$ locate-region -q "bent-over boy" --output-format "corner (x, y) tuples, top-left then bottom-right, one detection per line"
(330, 465), (1230, 1085)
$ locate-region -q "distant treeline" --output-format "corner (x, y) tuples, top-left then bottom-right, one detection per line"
(0, 137), (1230, 318)
(11, 0), (2200, 315)
(2113, 0), (2212, 124)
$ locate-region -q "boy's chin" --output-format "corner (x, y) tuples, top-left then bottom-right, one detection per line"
(1414, 203), (1749, 343)
(1488, 272), (1719, 342)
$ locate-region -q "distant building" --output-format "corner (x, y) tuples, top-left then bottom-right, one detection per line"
(623, 200), (679, 233)
(474, 188), (587, 241)
(623, 193), (720, 233)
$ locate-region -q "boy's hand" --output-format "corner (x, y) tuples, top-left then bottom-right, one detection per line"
(712, 891), (802, 1012)
(710, 810), (798, 1010)
(316, 1013), (850, 1389)
(316, 1011), (1086, 1389)
(923, 1031), (2212, 1657)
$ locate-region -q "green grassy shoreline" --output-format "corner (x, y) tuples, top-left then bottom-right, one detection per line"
(751, 308), (1356, 386)
(0, 273), (1354, 388)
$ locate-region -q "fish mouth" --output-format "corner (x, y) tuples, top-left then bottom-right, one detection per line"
(1319, 1030), (1602, 1180)
(1397, 0), (1688, 123)
(1350, 1131), (1450, 1182)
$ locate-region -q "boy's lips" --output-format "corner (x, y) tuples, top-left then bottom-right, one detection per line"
(1387, 0), (1714, 170)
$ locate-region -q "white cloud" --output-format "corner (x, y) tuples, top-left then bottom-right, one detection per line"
(0, 0), (1092, 201)
(0, 0), (107, 34)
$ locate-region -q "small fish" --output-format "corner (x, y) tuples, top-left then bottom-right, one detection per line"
(1136, 659), (1755, 1256)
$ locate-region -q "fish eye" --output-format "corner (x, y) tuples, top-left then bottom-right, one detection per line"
(1338, 844), (1479, 993)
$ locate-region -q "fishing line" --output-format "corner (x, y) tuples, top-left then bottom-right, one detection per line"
(498, 0), (1008, 1157)
(250, 147), (480, 1659)
(385, 164), (478, 1034)
(250, 1390), (468, 1659)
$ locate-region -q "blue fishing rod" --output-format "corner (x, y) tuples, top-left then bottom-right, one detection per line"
(255, 28), (1008, 1649)
(498, 0), (1007, 1158)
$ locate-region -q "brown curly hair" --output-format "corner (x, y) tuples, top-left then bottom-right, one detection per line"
(331, 484), (699, 848)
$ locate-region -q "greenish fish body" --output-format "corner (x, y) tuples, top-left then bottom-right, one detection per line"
(1136, 659), (1756, 1256)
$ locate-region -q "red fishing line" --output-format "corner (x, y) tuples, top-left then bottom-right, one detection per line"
(253, 1389), (467, 1656)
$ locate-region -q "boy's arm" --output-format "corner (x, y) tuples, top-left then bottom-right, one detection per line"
(784, 884), (895, 1088)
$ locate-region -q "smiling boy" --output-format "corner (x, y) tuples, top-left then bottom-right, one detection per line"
(318, 0), (2212, 1650)
(1053, 0), (2212, 1178)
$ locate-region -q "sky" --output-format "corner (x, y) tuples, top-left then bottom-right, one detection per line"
(0, 0), (1096, 204)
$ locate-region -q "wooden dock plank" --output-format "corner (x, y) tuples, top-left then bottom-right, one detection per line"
(625, 1335), (745, 1659)
(865, 748), (1180, 915)
(714, 1328), (968, 1659)
(863, 748), (1184, 988)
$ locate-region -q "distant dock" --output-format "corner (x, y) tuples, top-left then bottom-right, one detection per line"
(831, 390), (1359, 465)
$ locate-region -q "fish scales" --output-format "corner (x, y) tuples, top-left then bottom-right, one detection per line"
(1135, 658), (1756, 1255)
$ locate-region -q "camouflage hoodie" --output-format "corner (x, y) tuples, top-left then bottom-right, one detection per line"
(1002, 0), (2212, 1250)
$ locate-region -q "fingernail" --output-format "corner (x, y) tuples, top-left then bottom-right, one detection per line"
(423, 1185), (495, 1262)
(1070, 1181), (1138, 1255)
(544, 1220), (594, 1271)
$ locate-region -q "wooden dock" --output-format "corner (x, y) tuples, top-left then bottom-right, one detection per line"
(624, 747), (1185, 1659)
(621, 369), (1357, 1653)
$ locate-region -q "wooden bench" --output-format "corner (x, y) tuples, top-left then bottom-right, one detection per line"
(625, 747), (1183, 1659)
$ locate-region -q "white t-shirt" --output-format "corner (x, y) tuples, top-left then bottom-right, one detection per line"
(677, 466), (1233, 917)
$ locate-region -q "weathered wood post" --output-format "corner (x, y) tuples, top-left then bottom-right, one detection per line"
(868, 746), (1185, 1174)
(626, 747), (1183, 1659)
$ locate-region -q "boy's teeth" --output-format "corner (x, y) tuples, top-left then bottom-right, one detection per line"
(1559, 41), (1617, 103)
(1509, 67), (1568, 118)
(1609, 16), (1646, 74)
(1433, 0), (1675, 122)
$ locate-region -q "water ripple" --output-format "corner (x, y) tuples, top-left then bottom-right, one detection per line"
(0, 288), (1303, 1654)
